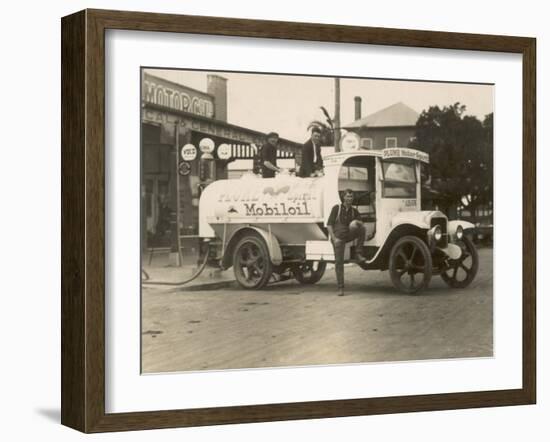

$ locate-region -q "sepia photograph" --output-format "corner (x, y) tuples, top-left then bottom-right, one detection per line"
(140, 68), (494, 374)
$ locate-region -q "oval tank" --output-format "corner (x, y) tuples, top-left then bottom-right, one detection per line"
(198, 172), (329, 244)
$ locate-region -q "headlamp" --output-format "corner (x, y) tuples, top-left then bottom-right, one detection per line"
(434, 225), (442, 242)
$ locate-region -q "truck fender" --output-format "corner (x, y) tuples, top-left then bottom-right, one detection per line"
(448, 220), (476, 238)
(222, 226), (283, 269)
(390, 210), (446, 230)
(365, 223), (427, 270)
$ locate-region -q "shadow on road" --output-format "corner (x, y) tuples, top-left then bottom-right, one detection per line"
(218, 279), (462, 300)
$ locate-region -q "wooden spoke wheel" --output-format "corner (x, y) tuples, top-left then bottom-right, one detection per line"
(441, 236), (479, 288)
(294, 261), (327, 285)
(389, 236), (432, 294)
(232, 235), (272, 289)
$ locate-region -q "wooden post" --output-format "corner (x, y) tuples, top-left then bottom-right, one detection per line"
(169, 121), (183, 266)
(334, 77), (341, 152)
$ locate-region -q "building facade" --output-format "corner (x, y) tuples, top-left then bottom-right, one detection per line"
(141, 72), (301, 262)
(343, 100), (419, 149)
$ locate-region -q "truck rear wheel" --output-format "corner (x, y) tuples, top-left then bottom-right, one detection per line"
(294, 261), (327, 284)
(389, 236), (432, 294)
(232, 234), (273, 289)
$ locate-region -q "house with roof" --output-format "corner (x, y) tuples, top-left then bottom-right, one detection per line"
(343, 100), (420, 150)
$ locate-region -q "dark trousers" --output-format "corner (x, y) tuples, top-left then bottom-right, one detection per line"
(333, 220), (366, 289)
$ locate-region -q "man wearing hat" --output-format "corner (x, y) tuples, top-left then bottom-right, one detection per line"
(299, 127), (324, 177)
(260, 132), (281, 178)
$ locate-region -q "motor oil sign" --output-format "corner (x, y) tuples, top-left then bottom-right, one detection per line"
(215, 178), (322, 219)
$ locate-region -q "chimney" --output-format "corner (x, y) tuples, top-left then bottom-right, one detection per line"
(207, 75), (228, 122)
(354, 96), (362, 120)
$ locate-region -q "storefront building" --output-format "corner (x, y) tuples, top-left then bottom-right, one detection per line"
(141, 72), (302, 262)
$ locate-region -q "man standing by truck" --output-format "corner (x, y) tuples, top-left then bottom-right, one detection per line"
(327, 189), (367, 296)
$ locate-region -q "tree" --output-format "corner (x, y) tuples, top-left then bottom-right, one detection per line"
(409, 103), (493, 218)
(307, 106), (335, 146)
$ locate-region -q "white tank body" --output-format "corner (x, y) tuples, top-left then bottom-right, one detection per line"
(199, 173), (328, 241)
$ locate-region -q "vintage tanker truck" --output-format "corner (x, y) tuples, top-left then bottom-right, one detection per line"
(198, 147), (478, 294)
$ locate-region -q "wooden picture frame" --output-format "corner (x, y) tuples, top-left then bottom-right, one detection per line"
(61, 9), (536, 433)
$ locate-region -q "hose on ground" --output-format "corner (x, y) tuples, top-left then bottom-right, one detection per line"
(141, 245), (212, 287)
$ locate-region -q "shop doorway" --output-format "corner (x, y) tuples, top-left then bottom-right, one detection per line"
(144, 174), (171, 248)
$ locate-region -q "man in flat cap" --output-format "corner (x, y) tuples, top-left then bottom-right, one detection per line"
(260, 132), (281, 178)
(299, 127), (324, 178)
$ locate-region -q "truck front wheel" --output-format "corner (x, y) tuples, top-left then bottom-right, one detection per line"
(232, 234), (273, 289)
(441, 236), (479, 288)
(389, 236), (432, 294)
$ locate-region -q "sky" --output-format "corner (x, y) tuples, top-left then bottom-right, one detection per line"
(146, 68), (494, 143)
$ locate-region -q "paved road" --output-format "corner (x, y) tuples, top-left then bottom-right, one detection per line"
(142, 248), (493, 373)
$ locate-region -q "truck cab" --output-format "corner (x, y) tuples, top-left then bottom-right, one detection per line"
(324, 150), (422, 245)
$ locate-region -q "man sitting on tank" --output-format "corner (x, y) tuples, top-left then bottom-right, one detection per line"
(298, 126), (324, 177)
(327, 189), (367, 296)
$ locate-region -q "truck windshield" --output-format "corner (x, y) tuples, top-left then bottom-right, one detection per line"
(381, 159), (416, 198)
